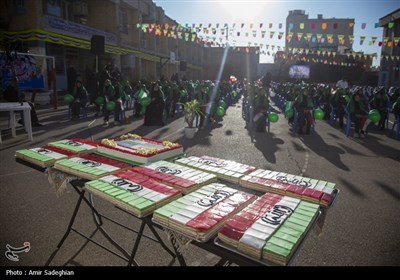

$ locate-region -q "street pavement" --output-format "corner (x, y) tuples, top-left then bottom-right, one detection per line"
(0, 99), (399, 267)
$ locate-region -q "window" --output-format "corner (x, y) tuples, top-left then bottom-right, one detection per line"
(13, 0), (25, 14)
(45, 0), (62, 17)
(119, 8), (128, 34)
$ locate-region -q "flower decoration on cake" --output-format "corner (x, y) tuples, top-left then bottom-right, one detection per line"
(162, 141), (181, 149)
(135, 147), (158, 155)
(120, 133), (142, 140)
(101, 139), (117, 147)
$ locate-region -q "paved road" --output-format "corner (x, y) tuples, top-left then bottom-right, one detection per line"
(0, 99), (399, 266)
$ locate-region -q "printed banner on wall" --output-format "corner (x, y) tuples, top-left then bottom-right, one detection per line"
(1, 52), (46, 90)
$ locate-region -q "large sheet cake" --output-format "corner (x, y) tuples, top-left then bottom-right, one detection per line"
(129, 160), (217, 194)
(85, 170), (181, 217)
(174, 156), (256, 183)
(240, 169), (337, 207)
(218, 192), (319, 265)
(54, 153), (132, 180)
(153, 183), (256, 242)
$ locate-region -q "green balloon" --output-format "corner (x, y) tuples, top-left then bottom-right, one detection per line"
(63, 94), (74, 104)
(268, 112), (279, 123)
(106, 101), (116, 111)
(216, 106), (225, 117)
(343, 95), (351, 104)
(314, 108), (324, 120)
(140, 97), (151, 107)
(138, 89), (145, 99)
(219, 100), (226, 109)
(95, 96), (105, 105)
(368, 109), (381, 123)
(285, 108), (294, 119)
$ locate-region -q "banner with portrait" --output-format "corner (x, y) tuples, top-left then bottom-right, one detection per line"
(1, 52), (46, 90)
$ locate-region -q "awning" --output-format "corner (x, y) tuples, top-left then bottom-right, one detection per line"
(0, 29), (160, 62)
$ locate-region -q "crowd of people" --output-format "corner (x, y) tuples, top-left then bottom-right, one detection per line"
(4, 60), (399, 140)
(271, 80), (400, 137)
(64, 64), (399, 139)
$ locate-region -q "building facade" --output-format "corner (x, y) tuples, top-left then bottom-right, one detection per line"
(0, 0), (224, 91)
(378, 8), (400, 87)
(276, 10), (372, 84)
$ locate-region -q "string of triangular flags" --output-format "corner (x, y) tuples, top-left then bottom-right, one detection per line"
(136, 23), (399, 48)
(135, 23), (400, 62)
(175, 21), (395, 30)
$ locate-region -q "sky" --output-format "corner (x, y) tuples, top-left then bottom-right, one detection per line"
(152, 0), (399, 65)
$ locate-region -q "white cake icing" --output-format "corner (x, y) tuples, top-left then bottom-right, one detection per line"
(98, 135), (183, 165)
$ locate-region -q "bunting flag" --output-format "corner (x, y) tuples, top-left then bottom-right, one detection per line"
(338, 35), (345, 45)
(349, 22), (354, 28)
(327, 34), (334, 44)
(279, 23), (282, 29)
(270, 31), (275, 39)
(269, 23), (273, 29)
(349, 35), (354, 45)
(288, 22), (293, 31)
(361, 23), (366, 29)
(317, 33), (323, 43)
(333, 23), (338, 29)
(371, 36), (377, 45)
(322, 23), (327, 30)
(306, 33), (312, 42)
(278, 32), (284, 40)
(374, 22), (380, 28)
(286, 32), (293, 42)
(299, 23), (304, 30)
(360, 36), (366, 45)
(296, 33), (303, 41)
(388, 22), (394, 29)
(383, 36), (389, 46)
(259, 23), (263, 28)
(394, 37), (400, 46)
(261, 30), (266, 38)
(252, 30), (257, 37)
(311, 22), (316, 30)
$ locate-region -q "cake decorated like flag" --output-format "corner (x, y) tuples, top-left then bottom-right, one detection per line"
(239, 169), (337, 207)
(54, 153), (132, 180)
(152, 183), (256, 242)
(85, 170), (181, 217)
(47, 138), (98, 155)
(129, 160), (217, 194)
(15, 145), (78, 168)
(218, 193), (319, 265)
(97, 134), (184, 165)
(174, 156), (256, 183)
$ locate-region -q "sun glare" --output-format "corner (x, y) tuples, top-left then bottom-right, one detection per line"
(217, 1), (270, 22)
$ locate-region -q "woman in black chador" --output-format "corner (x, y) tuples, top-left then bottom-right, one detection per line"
(144, 82), (166, 126)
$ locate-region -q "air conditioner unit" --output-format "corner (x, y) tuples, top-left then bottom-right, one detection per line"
(73, 1), (88, 16)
